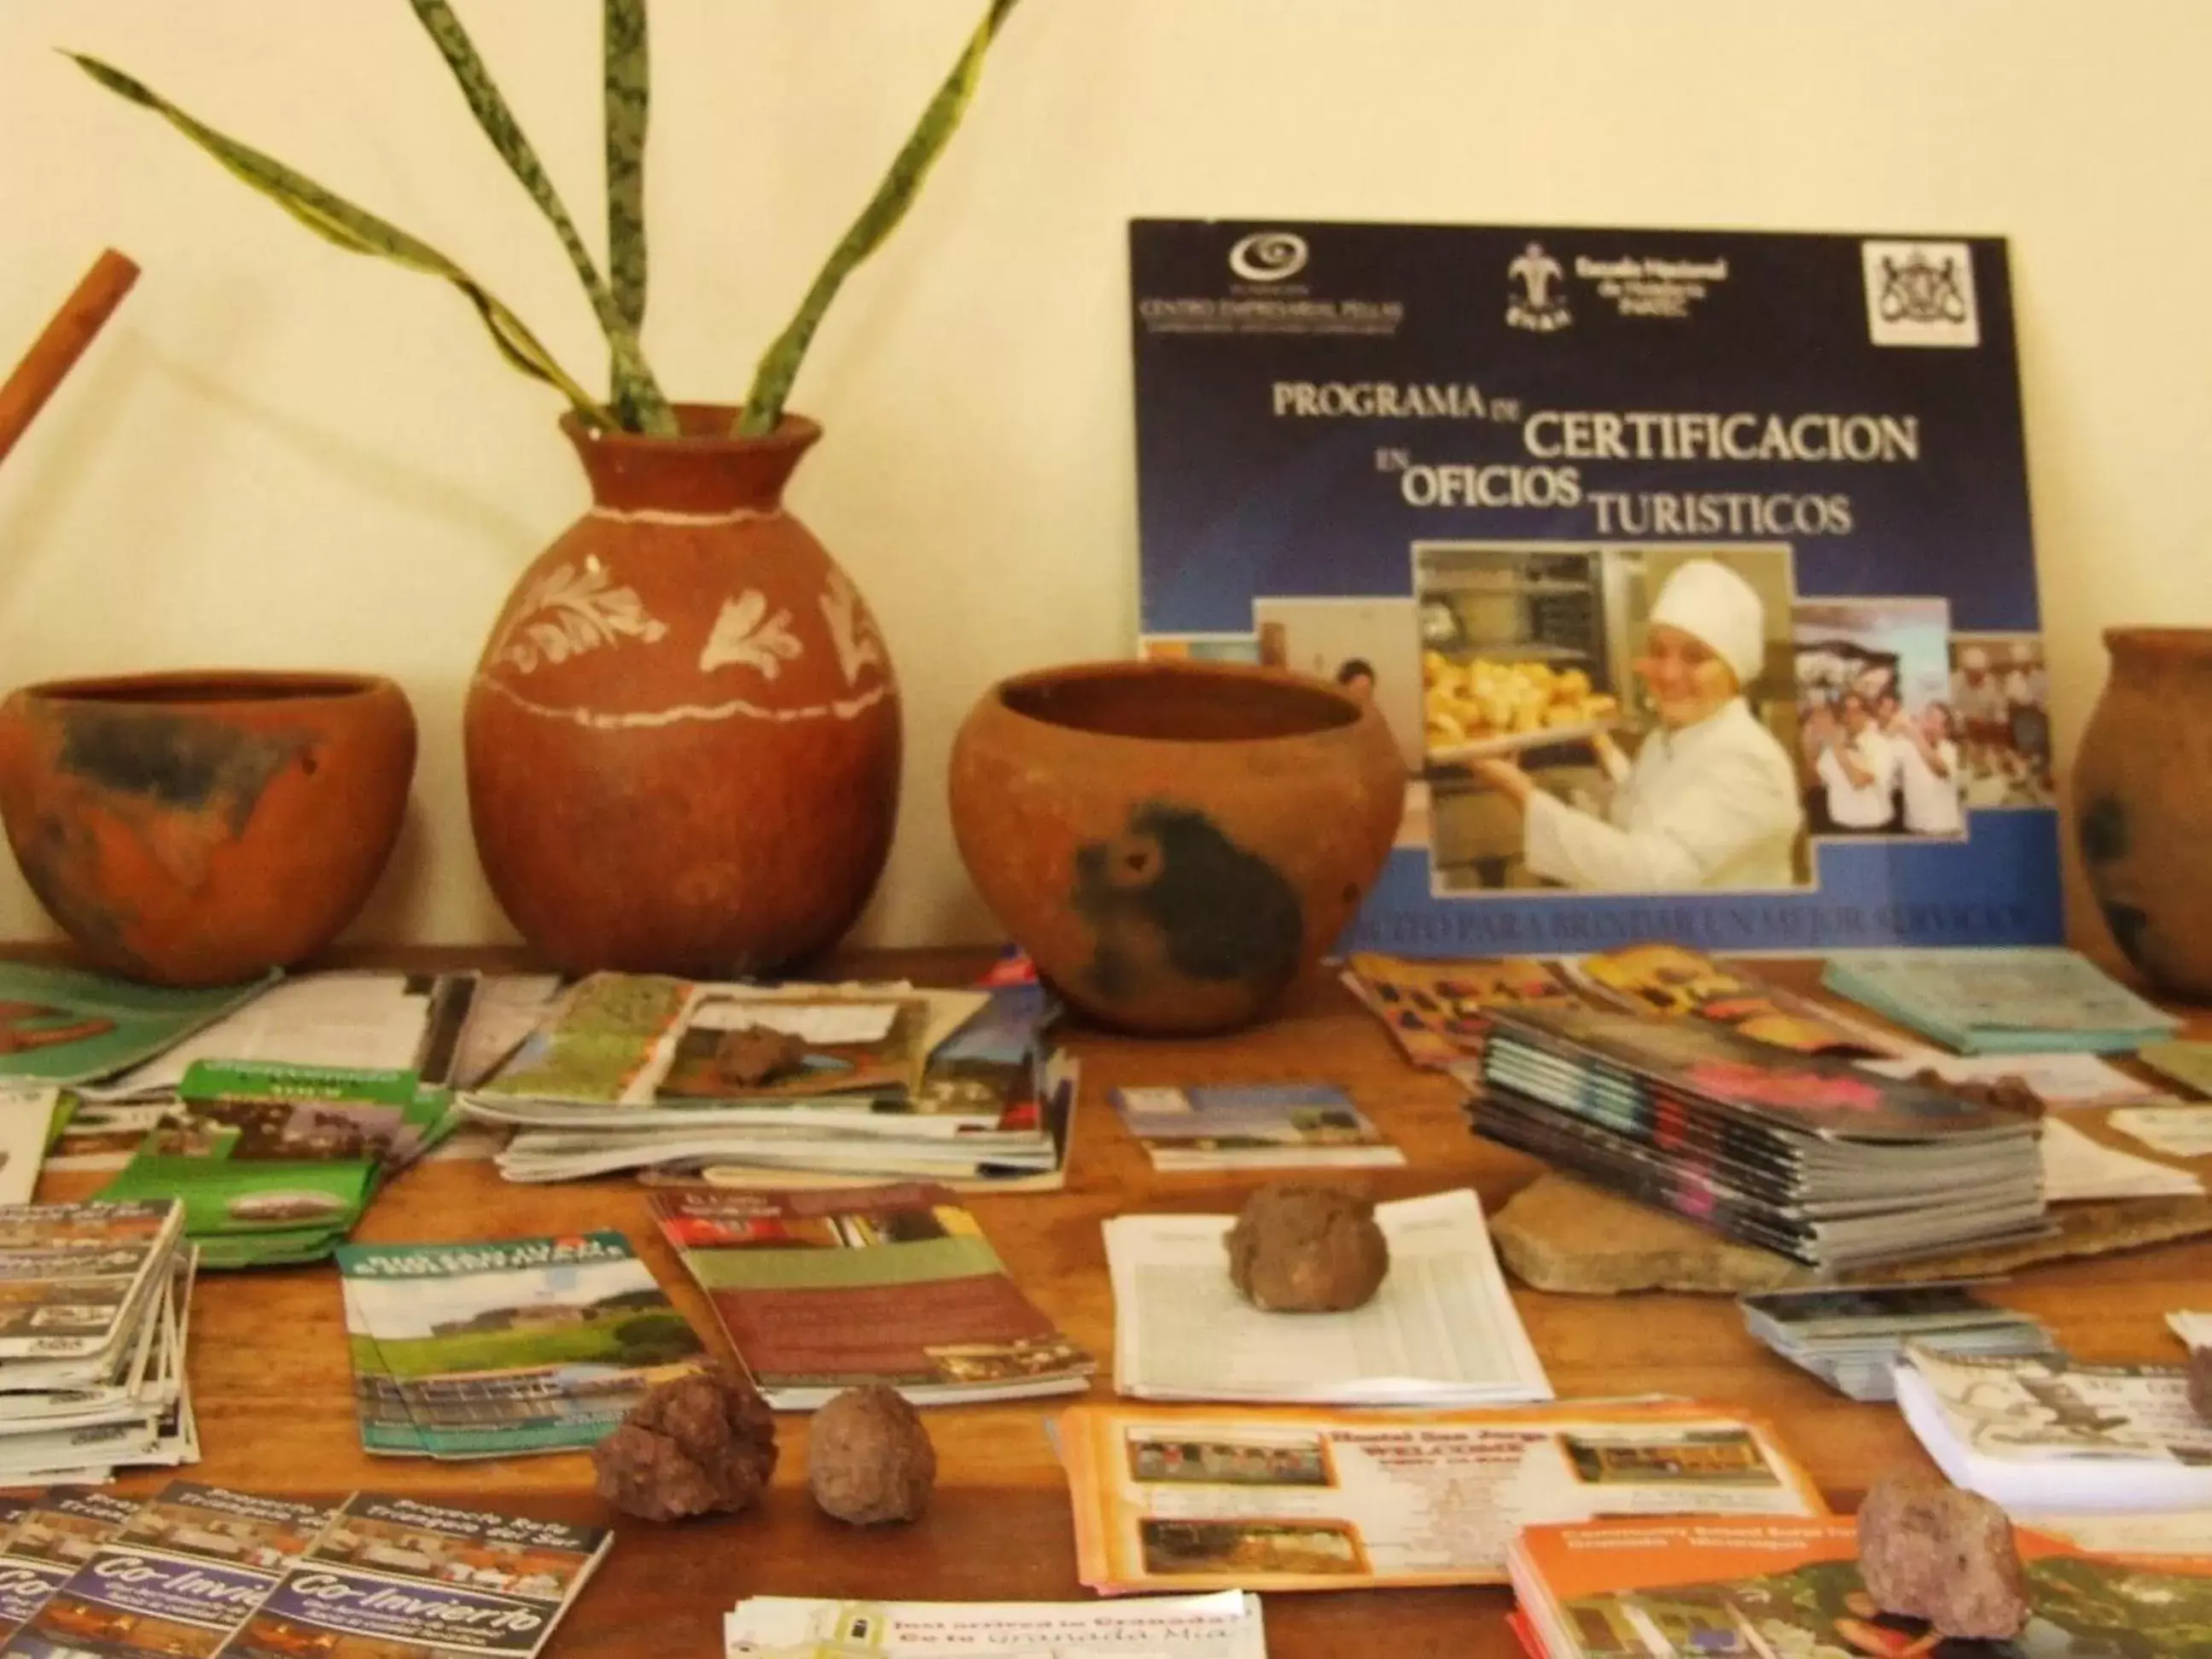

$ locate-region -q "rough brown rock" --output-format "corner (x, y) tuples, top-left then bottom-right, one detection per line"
(2191, 1346), (2212, 1423)
(591, 1369), (779, 1522)
(808, 1384), (936, 1525)
(1910, 1068), (2045, 1121)
(1225, 1183), (1388, 1313)
(1856, 1468), (2031, 1639)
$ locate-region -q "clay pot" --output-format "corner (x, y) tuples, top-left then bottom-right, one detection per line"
(0, 671), (415, 987)
(948, 661), (1404, 1034)
(2074, 627), (2212, 999)
(464, 407), (901, 975)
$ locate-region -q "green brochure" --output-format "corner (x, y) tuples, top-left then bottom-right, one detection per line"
(0, 962), (278, 1085)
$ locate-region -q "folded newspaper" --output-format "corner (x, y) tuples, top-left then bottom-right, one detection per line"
(1104, 1188), (1548, 1406)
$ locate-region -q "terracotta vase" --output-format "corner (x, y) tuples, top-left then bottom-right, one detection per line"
(0, 670), (415, 987)
(948, 660), (1406, 1034)
(464, 406), (900, 975)
(2073, 627), (2212, 1000)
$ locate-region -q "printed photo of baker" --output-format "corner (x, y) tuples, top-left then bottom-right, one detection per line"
(1421, 542), (1810, 894)
(1793, 597), (1963, 840)
(1951, 633), (2055, 808)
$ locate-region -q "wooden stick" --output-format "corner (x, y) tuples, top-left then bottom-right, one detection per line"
(0, 249), (141, 472)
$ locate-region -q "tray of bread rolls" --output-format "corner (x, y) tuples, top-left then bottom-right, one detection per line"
(1422, 651), (1625, 764)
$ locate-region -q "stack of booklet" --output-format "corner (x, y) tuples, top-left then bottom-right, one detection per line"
(725, 1592), (1267, 1658)
(1822, 947), (2182, 1054)
(1738, 1282), (2053, 1401)
(655, 1183), (1093, 1408)
(0, 1200), (198, 1483)
(1895, 1341), (2212, 1511)
(1341, 952), (1584, 1083)
(0, 1481), (608, 1659)
(336, 1231), (707, 1458)
(1569, 941), (1901, 1058)
(1103, 1189), (1547, 1405)
(97, 1060), (465, 1268)
(464, 975), (1076, 1191)
(1110, 1082), (1403, 1171)
(1509, 1514), (2212, 1659)
(1474, 1006), (2048, 1272)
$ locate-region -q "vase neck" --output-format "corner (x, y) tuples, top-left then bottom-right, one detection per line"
(561, 405), (819, 515)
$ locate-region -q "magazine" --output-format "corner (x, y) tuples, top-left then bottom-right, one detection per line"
(654, 1184), (1094, 1408)
(1111, 1082), (1403, 1170)
(0, 965), (277, 1087)
(1510, 1514), (2212, 1659)
(1105, 1189), (1549, 1406)
(0, 1481), (336, 1659)
(218, 1493), (609, 1659)
(1341, 953), (1583, 1075)
(335, 1232), (706, 1458)
(724, 1591), (1267, 1659)
(1569, 943), (1901, 1059)
(1057, 1399), (1825, 1593)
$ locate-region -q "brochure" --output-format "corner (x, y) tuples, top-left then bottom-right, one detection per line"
(45, 1103), (173, 1173)
(335, 1232), (706, 1458)
(1895, 1342), (2212, 1511)
(1111, 1082), (1403, 1170)
(1738, 1281), (2052, 1401)
(1341, 952), (1583, 1074)
(1105, 1188), (1549, 1405)
(0, 1481), (336, 1659)
(219, 1493), (610, 1659)
(0, 965), (277, 1086)
(2111, 1104), (2212, 1161)
(1569, 943), (1900, 1058)
(0, 1092), (56, 1208)
(2037, 1117), (2203, 1202)
(724, 1591), (1268, 1659)
(449, 975), (567, 1091)
(2139, 1039), (2212, 1100)
(1823, 948), (2180, 1054)
(1863, 1048), (2158, 1109)
(0, 1490), (142, 1639)
(1132, 219), (2056, 956)
(1510, 1514), (2212, 1659)
(0, 1201), (184, 1371)
(655, 1184), (1094, 1408)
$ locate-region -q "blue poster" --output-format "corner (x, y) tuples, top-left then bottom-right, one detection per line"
(1130, 219), (2058, 957)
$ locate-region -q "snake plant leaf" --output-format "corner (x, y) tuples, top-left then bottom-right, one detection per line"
(603, 0), (649, 336)
(736, 0), (1022, 436)
(66, 51), (612, 428)
(405, 0), (674, 435)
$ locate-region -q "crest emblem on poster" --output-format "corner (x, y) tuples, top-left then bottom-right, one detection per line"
(1862, 240), (1980, 347)
(1228, 231), (1308, 283)
(1505, 242), (1570, 332)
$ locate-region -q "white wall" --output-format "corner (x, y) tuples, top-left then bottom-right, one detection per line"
(3, 0), (2208, 954)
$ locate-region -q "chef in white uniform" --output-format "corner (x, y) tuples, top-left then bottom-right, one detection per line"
(1470, 559), (1803, 891)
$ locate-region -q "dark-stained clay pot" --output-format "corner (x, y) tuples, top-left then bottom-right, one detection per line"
(948, 661), (1405, 1034)
(0, 670), (416, 987)
(2074, 627), (2212, 1000)
(464, 407), (900, 975)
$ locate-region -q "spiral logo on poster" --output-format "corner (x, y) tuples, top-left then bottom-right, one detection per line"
(1228, 231), (1308, 282)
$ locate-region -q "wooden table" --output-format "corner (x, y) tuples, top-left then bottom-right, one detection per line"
(40, 952), (2212, 1658)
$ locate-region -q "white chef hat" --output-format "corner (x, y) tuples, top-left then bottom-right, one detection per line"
(1647, 558), (1766, 688)
(1960, 645), (1989, 671)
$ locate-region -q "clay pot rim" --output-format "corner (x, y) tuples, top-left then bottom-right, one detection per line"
(10, 669), (401, 710)
(558, 404), (823, 457)
(984, 659), (1369, 748)
(2105, 626), (2212, 660)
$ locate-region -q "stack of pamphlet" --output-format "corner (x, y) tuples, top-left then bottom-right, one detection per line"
(655, 1183), (1093, 1408)
(1508, 1514), (2212, 1659)
(0, 1201), (198, 1484)
(336, 1231), (706, 1458)
(1895, 1341), (2212, 1511)
(1341, 952), (1584, 1082)
(1569, 941), (1901, 1058)
(1738, 1282), (2053, 1401)
(1111, 1082), (1403, 1171)
(465, 975), (1074, 1189)
(98, 1061), (464, 1268)
(1104, 1189), (1547, 1405)
(0, 1087), (60, 1206)
(1474, 1006), (2048, 1272)
(1057, 1399), (1825, 1593)
(0, 1487), (144, 1637)
(1823, 947), (2181, 1054)
(725, 1592), (1267, 1658)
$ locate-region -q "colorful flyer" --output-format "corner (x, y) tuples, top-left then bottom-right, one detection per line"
(1132, 220), (2055, 958)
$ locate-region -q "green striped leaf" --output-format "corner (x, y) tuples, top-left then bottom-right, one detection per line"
(67, 51), (611, 427)
(603, 0), (650, 430)
(405, 0), (673, 434)
(736, 0), (1022, 436)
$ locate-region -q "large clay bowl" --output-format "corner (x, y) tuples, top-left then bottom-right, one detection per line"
(0, 671), (416, 986)
(949, 661), (1405, 1034)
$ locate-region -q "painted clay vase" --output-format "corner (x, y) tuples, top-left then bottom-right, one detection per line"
(0, 671), (415, 986)
(2073, 627), (2212, 1000)
(464, 406), (899, 975)
(948, 660), (1405, 1034)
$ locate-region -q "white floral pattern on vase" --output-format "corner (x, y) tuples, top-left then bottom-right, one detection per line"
(819, 569), (887, 688)
(698, 590), (806, 678)
(493, 561), (669, 676)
